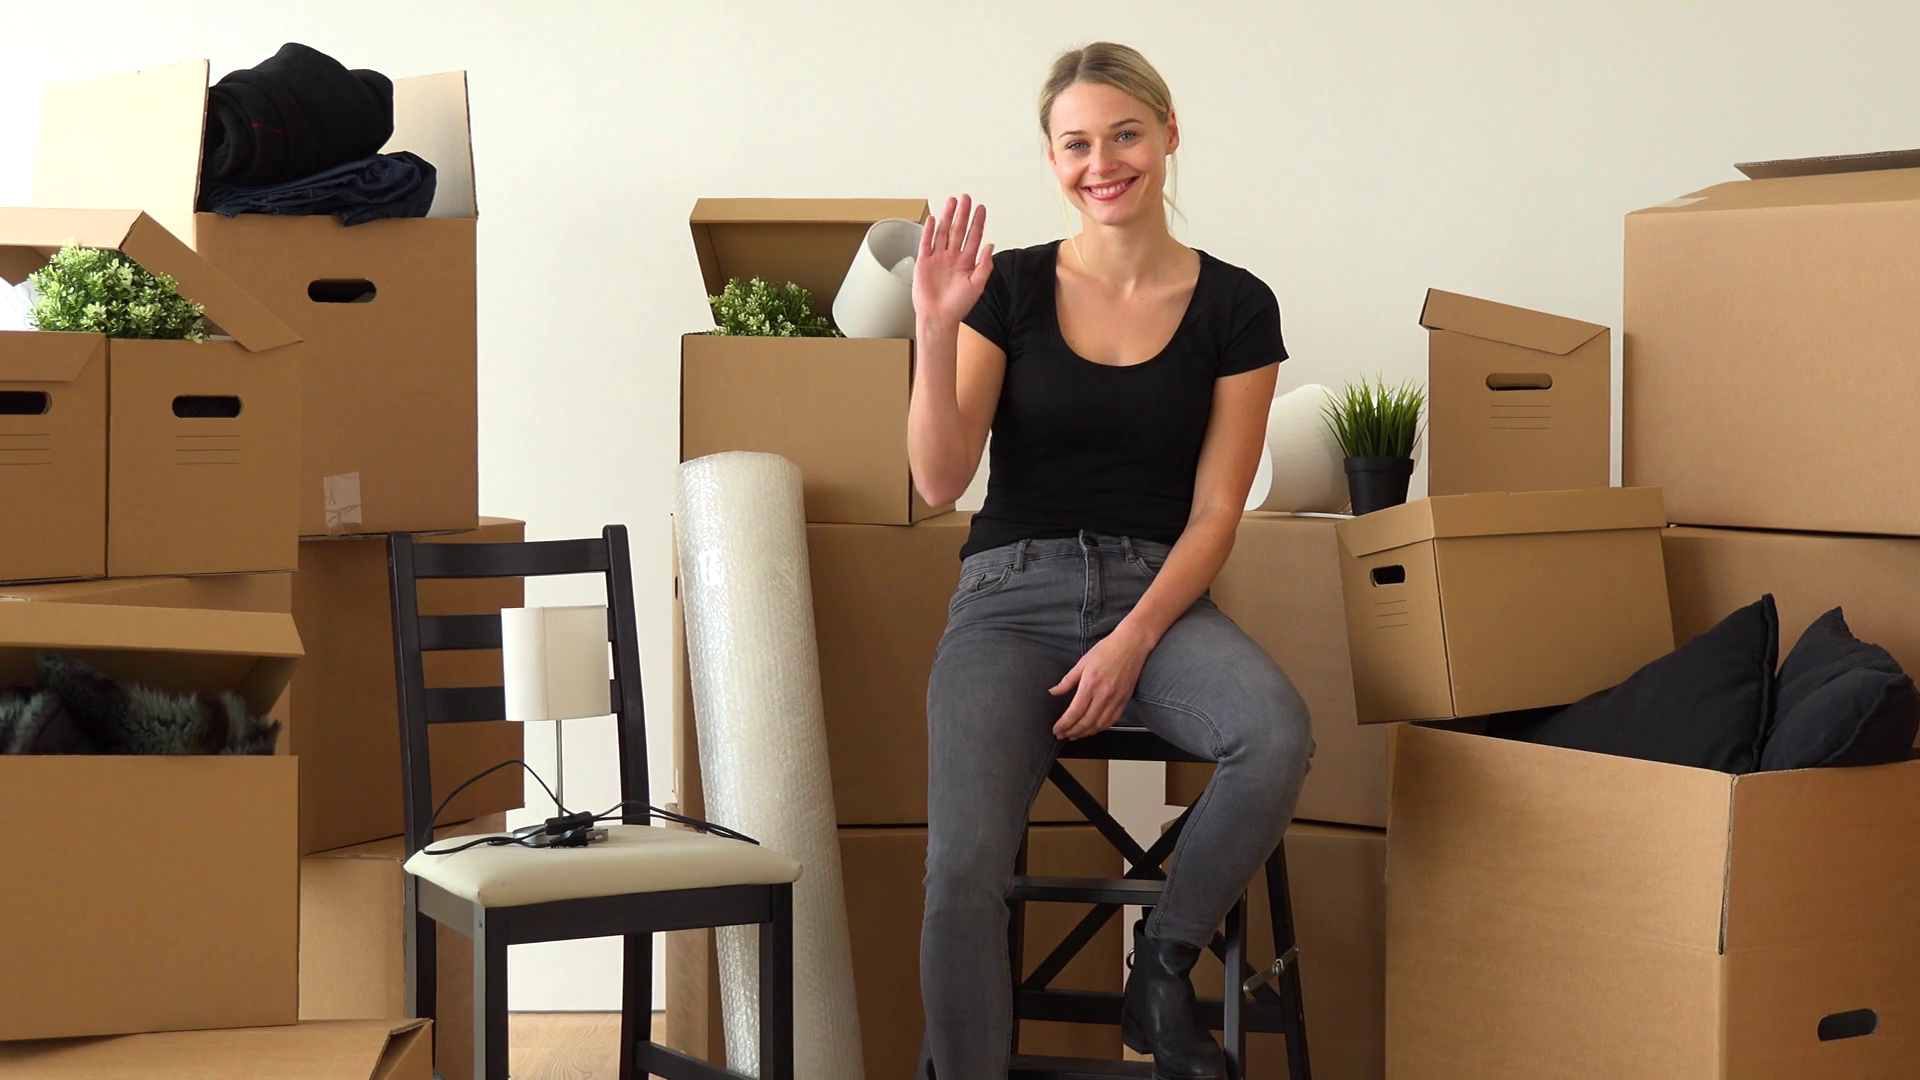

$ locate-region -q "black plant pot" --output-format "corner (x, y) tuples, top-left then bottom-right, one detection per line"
(1344, 456), (1414, 515)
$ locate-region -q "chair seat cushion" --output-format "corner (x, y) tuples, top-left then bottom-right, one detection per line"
(403, 824), (802, 908)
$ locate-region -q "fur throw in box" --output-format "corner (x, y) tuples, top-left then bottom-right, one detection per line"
(0, 654), (281, 756)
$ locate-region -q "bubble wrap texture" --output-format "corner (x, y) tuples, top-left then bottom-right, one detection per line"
(674, 451), (865, 1079)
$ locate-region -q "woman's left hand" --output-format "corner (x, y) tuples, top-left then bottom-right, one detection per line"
(1050, 626), (1153, 740)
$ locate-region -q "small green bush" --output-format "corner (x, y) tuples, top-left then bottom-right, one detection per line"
(707, 276), (841, 338)
(1323, 375), (1427, 459)
(28, 245), (206, 341)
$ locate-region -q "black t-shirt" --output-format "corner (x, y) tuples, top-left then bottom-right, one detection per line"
(957, 240), (1285, 559)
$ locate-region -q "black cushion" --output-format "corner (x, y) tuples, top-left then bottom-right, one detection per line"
(1761, 607), (1920, 770)
(1488, 595), (1778, 773)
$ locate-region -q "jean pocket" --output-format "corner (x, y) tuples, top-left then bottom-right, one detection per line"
(948, 563), (1015, 614)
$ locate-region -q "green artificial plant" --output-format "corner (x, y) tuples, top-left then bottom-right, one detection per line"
(1322, 375), (1428, 460)
(707, 276), (842, 338)
(28, 244), (207, 341)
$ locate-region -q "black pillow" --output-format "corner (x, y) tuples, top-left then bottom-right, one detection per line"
(1761, 608), (1920, 770)
(1489, 595), (1778, 773)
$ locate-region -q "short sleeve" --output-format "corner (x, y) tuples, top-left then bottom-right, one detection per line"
(1216, 271), (1286, 378)
(961, 248), (1018, 351)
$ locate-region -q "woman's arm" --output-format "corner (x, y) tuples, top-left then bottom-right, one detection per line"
(906, 196), (1001, 507)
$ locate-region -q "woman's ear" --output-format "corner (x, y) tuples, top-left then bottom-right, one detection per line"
(1164, 109), (1181, 155)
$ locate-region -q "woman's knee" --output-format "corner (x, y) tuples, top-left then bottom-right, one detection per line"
(1217, 663), (1314, 774)
(922, 825), (1020, 914)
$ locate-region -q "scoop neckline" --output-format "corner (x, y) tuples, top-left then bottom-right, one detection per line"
(1046, 239), (1212, 371)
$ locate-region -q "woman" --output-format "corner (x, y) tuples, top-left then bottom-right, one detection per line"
(907, 40), (1316, 1080)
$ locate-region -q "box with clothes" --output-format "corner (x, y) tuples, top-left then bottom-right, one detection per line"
(34, 45), (481, 537)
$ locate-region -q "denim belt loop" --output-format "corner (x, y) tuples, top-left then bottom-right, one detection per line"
(1013, 538), (1029, 572)
(1120, 535), (1138, 562)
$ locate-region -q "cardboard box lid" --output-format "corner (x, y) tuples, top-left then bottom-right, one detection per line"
(689, 197), (930, 315)
(1338, 486), (1666, 558)
(0, 329), (105, 384)
(1419, 288), (1607, 356)
(0, 1018), (430, 1079)
(0, 208), (298, 352)
(1735, 146), (1920, 180)
(32, 58), (477, 247)
(1633, 157), (1920, 217)
(0, 600), (302, 716)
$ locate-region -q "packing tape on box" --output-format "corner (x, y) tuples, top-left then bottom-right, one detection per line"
(674, 450), (866, 1079)
(500, 605), (612, 723)
(1251, 383), (1350, 514)
(832, 218), (922, 339)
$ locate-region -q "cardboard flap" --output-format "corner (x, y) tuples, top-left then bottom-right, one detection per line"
(0, 330), (105, 383)
(690, 197), (930, 313)
(1736, 147), (1920, 180)
(1633, 166), (1920, 217)
(1420, 288), (1607, 355)
(1337, 486), (1667, 557)
(1723, 759), (1920, 953)
(0, 208), (300, 352)
(0, 600), (302, 716)
(33, 60), (210, 251)
(383, 71), (477, 219)
(0, 1019), (431, 1079)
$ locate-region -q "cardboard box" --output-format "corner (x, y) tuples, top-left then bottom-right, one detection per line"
(0, 602), (302, 1042)
(665, 824), (1122, 1074)
(0, 1018), (432, 1079)
(1387, 723), (1920, 1079)
(0, 208), (301, 580)
(681, 198), (947, 526)
(1419, 289), (1611, 498)
(1664, 526), (1920, 709)
(1166, 514), (1388, 828)
(1623, 155), (1920, 536)
(0, 571), (292, 614)
(301, 815), (504, 1080)
(34, 59), (480, 538)
(291, 518), (526, 855)
(1335, 487), (1673, 724)
(1185, 822), (1386, 1080)
(671, 513), (1107, 826)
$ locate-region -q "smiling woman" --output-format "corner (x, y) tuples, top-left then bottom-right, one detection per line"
(906, 40), (1315, 1080)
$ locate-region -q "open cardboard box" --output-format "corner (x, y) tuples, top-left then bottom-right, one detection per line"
(1336, 486), (1674, 724)
(1387, 723), (1920, 1078)
(34, 58), (479, 538)
(0, 1018), (432, 1080)
(0, 208), (300, 580)
(0, 601), (303, 1042)
(1419, 289), (1611, 497)
(681, 198), (949, 526)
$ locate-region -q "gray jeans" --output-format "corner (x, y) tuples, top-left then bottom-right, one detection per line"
(920, 530), (1315, 1078)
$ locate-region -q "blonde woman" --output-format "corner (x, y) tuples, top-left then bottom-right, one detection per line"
(908, 41), (1315, 1080)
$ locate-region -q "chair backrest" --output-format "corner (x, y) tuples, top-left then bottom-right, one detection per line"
(387, 524), (647, 858)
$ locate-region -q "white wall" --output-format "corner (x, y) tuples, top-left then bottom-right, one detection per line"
(5, 0), (1919, 1011)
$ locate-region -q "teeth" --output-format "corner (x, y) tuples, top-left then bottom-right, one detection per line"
(1087, 179), (1131, 197)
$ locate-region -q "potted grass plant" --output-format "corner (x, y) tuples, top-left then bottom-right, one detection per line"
(1323, 375), (1427, 515)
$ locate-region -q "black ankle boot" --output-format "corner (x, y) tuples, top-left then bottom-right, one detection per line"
(1120, 920), (1227, 1080)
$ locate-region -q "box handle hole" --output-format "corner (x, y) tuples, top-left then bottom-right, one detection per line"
(1818, 1009), (1878, 1042)
(309, 279), (378, 304)
(1486, 373), (1553, 391)
(174, 395), (242, 419)
(1370, 565), (1407, 586)
(0, 391), (50, 416)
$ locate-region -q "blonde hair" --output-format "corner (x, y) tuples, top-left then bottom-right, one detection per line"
(1039, 42), (1183, 228)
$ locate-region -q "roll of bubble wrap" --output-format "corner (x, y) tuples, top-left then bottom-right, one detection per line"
(674, 451), (865, 1079)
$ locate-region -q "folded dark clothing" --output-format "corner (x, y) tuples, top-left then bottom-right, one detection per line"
(200, 150), (438, 226)
(202, 42), (395, 189)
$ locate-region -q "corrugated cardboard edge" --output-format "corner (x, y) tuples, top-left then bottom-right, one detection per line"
(1419, 288), (1608, 356)
(1337, 487), (1667, 558)
(1735, 147), (1920, 180)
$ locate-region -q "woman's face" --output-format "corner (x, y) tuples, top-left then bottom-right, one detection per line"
(1046, 80), (1178, 229)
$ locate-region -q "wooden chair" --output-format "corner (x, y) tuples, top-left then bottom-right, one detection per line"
(387, 524), (798, 1080)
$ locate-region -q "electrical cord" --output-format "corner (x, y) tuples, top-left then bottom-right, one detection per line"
(418, 759), (758, 856)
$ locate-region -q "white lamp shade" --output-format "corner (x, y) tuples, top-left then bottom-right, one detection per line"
(1249, 383), (1350, 514)
(500, 605), (612, 723)
(831, 218), (922, 339)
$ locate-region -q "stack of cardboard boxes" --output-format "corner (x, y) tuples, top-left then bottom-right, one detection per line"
(666, 200), (1124, 1075)
(0, 57), (528, 1080)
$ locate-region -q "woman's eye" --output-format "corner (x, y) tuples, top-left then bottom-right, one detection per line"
(1116, 131), (1138, 142)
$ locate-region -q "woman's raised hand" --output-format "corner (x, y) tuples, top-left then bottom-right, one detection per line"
(913, 195), (994, 329)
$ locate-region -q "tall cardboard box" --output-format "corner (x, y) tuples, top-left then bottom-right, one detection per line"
(1388, 723), (1920, 1079)
(34, 58), (479, 537)
(0, 208), (301, 580)
(1336, 487), (1674, 724)
(681, 198), (948, 526)
(666, 824), (1123, 1075)
(300, 815), (504, 1080)
(672, 513), (1107, 826)
(0, 1018), (434, 1080)
(0, 602), (302, 1041)
(1419, 289), (1611, 497)
(291, 518), (526, 855)
(1186, 823), (1387, 1080)
(1166, 514), (1388, 828)
(1624, 153), (1920, 536)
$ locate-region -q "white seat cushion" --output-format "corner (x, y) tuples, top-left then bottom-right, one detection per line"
(403, 824), (803, 908)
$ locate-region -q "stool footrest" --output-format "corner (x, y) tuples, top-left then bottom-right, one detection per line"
(1010, 876), (1166, 905)
(1016, 989), (1296, 1032)
(1008, 1055), (1153, 1079)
